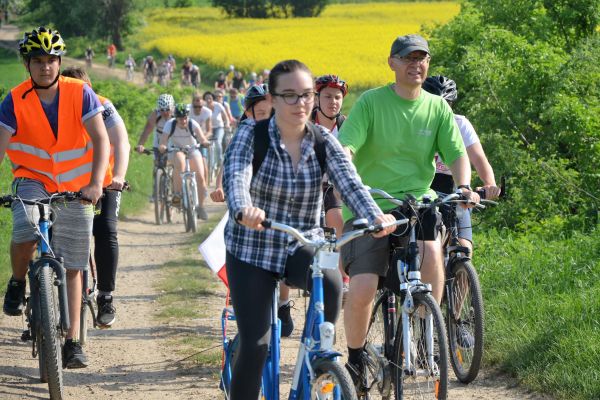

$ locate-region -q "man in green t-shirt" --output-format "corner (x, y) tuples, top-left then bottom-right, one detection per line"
(337, 34), (480, 388)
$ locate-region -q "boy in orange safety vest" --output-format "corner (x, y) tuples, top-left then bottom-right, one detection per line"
(0, 26), (110, 368)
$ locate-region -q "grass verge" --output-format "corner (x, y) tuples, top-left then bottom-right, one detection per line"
(474, 227), (600, 400)
(154, 211), (226, 368)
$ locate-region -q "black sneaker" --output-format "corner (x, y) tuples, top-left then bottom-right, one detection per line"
(345, 355), (368, 396)
(96, 295), (116, 328)
(3, 278), (26, 316)
(277, 301), (294, 337)
(62, 340), (88, 369)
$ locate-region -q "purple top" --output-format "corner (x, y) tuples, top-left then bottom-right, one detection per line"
(0, 83), (103, 138)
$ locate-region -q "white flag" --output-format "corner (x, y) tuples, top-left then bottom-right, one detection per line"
(198, 211), (228, 287)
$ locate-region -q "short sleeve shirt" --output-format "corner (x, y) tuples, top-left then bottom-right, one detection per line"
(211, 102), (226, 128)
(189, 106), (212, 128)
(100, 100), (124, 130)
(163, 118), (201, 148)
(0, 83), (103, 137)
(337, 85), (465, 219)
(435, 114), (480, 175)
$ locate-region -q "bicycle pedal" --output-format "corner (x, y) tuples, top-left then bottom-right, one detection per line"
(21, 330), (32, 342)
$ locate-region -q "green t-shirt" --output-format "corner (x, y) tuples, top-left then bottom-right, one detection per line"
(338, 84), (465, 220)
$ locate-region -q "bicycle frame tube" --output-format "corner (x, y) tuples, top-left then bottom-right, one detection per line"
(262, 288), (281, 400)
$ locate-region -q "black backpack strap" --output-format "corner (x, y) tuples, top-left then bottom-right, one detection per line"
(168, 118), (177, 139)
(307, 121), (327, 176)
(336, 114), (346, 130)
(252, 119), (271, 175)
(155, 114), (162, 125)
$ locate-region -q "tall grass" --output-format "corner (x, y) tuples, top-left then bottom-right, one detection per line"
(474, 227), (600, 399)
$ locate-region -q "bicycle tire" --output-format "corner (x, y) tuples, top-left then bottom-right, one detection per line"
(186, 178), (197, 233)
(392, 292), (448, 400)
(39, 265), (64, 399)
(164, 167), (173, 223)
(220, 333), (240, 397)
(306, 358), (358, 400)
(154, 167), (163, 225)
(446, 260), (484, 384)
(30, 291), (49, 383)
(79, 270), (89, 346)
(363, 290), (396, 399)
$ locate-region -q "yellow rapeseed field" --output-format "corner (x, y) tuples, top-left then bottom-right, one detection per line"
(140, 2), (460, 89)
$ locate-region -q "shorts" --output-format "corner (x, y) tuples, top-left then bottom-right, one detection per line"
(167, 148), (202, 162)
(11, 178), (94, 271)
(322, 183), (342, 213)
(341, 207), (442, 277)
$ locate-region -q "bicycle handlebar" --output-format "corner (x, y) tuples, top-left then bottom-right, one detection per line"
(235, 212), (408, 252)
(368, 188), (461, 208)
(0, 191), (84, 208)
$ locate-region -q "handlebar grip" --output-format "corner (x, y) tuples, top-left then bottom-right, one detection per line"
(476, 188), (486, 200)
(261, 220), (272, 229)
(234, 211), (271, 228)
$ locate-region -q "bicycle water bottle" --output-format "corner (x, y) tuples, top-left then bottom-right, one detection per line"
(319, 322), (335, 350)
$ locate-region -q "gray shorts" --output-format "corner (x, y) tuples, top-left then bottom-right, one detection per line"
(340, 219), (390, 277)
(11, 179), (93, 270)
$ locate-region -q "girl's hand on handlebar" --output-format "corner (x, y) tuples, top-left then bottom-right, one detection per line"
(158, 144), (167, 153)
(135, 144), (145, 153)
(237, 207), (266, 231)
(210, 188), (225, 202)
(372, 214), (397, 238)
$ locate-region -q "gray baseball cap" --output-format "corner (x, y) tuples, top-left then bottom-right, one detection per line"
(390, 34), (430, 57)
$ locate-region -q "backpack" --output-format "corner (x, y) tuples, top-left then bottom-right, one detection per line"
(252, 119), (327, 176)
(168, 119), (197, 143)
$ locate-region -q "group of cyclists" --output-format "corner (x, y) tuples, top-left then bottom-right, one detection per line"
(0, 26), (501, 398)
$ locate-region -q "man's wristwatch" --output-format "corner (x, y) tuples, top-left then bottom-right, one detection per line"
(457, 184), (472, 191)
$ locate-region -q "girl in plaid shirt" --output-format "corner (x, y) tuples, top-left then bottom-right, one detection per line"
(222, 59), (396, 399)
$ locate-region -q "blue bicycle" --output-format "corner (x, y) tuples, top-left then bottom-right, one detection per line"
(1, 191), (84, 400)
(220, 216), (407, 400)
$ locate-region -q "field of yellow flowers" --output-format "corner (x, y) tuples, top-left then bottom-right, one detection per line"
(139, 2), (459, 89)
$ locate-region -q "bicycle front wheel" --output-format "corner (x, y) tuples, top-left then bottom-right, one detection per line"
(309, 358), (358, 400)
(39, 265), (64, 399)
(185, 178), (197, 233)
(446, 260), (484, 383)
(364, 289), (397, 399)
(154, 168), (163, 225)
(392, 292), (448, 400)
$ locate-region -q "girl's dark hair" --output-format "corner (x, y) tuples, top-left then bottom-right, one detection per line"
(202, 91), (214, 100)
(268, 59), (312, 95)
(61, 66), (91, 85)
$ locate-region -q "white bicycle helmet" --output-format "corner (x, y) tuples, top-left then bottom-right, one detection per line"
(157, 93), (175, 111)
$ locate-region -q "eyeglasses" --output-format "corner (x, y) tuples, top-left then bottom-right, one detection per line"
(393, 55), (430, 65)
(272, 91), (316, 105)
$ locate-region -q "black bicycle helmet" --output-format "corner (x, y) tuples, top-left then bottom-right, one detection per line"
(244, 83), (268, 109)
(315, 74), (348, 97)
(174, 103), (190, 118)
(422, 75), (458, 102)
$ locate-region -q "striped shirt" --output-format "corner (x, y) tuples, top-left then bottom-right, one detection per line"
(223, 117), (382, 275)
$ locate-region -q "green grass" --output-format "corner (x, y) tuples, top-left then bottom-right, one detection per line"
(0, 49), (28, 91)
(474, 227), (600, 400)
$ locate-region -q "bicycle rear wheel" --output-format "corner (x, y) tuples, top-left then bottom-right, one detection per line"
(392, 292), (448, 400)
(154, 168), (163, 225)
(446, 260), (484, 383)
(39, 265), (64, 399)
(309, 358), (358, 400)
(364, 289), (396, 399)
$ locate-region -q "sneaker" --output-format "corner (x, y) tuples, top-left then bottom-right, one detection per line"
(277, 301), (294, 338)
(3, 278), (26, 316)
(456, 321), (475, 349)
(197, 207), (208, 220)
(96, 295), (116, 327)
(62, 340), (88, 369)
(345, 355), (368, 396)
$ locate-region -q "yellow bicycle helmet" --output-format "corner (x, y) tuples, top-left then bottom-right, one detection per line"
(19, 26), (66, 58)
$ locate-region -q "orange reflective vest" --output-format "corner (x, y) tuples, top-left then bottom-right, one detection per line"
(97, 94), (115, 188)
(7, 76), (100, 192)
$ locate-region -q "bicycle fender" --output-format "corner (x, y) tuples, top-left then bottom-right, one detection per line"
(310, 350), (343, 362)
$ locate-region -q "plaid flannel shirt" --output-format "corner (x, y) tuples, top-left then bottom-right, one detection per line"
(223, 117), (382, 275)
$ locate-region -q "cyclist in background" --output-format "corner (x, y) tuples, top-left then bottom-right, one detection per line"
(337, 34), (478, 390)
(226, 88), (245, 124)
(0, 27), (110, 368)
(423, 75), (500, 255)
(190, 64), (201, 88)
(222, 59), (396, 399)
(85, 45), (94, 68)
(189, 92), (212, 188)
(61, 66), (130, 328)
(124, 53), (136, 81)
(158, 103), (210, 220)
(214, 71), (227, 91)
(143, 55), (157, 84)
(135, 94), (175, 200)
(203, 91), (231, 170)
(232, 70), (248, 92)
(210, 83), (271, 203)
(181, 58), (192, 86)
